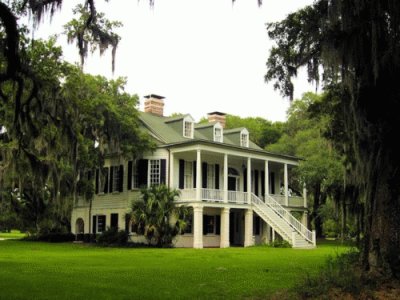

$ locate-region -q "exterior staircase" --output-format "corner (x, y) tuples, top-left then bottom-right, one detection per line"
(251, 194), (315, 248)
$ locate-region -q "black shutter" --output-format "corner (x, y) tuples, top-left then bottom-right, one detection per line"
(261, 171), (265, 196)
(243, 168), (247, 192)
(255, 170), (259, 196)
(111, 213), (119, 229)
(103, 167), (109, 194)
(137, 159), (148, 187)
(160, 159), (167, 185)
(270, 172), (275, 194)
(216, 215), (221, 235)
(92, 215), (96, 234)
(215, 164), (220, 189)
(95, 169), (99, 194)
(203, 215), (207, 235)
(127, 161), (133, 190)
(179, 159), (185, 189)
(119, 165), (124, 192)
(193, 161), (197, 188)
(125, 214), (131, 233)
(109, 166), (114, 193)
(202, 162), (208, 188)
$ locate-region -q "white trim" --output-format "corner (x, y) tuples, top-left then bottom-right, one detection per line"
(213, 123), (223, 143)
(183, 116), (195, 139)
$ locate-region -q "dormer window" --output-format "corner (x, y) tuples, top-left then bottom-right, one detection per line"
(183, 116), (194, 138)
(214, 123), (223, 143)
(240, 129), (249, 147)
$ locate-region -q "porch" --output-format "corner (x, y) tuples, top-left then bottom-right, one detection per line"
(170, 146), (307, 209)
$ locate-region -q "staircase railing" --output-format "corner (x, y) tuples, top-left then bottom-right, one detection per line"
(251, 193), (313, 244)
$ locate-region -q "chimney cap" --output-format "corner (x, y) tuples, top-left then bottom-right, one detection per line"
(207, 111), (226, 116)
(144, 94), (165, 99)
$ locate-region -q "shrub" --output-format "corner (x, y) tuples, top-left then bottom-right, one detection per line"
(269, 239), (291, 248)
(24, 232), (76, 243)
(96, 227), (129, 246)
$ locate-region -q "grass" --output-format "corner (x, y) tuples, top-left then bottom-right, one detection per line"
(0, 230), (26, 239)
(0, 240), (351, 300)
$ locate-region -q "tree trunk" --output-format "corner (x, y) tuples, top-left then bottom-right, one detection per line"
(311, 183), (323, 237)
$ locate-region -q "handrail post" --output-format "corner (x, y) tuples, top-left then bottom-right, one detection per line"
(312, 230), (316, 246)
(292, 231), (296, 247)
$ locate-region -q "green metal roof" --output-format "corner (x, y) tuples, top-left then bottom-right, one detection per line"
(139, 111), (263, 151)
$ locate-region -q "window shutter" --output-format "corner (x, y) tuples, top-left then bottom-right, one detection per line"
(179, 159), (185, 189)
(255, 170), (259, 196)
(216, 215), (221, 235)
(203, 215), (207, 235)
(95, 169), (99, 194)
(243, 168), (247, 192)
(127, 161), (133, 190)
(261, 171), (265, 196)
(137, 159), (148, 187)
(270, 172), (275, 194)
(92, 215), (96, 234)
(103, 167), (109, 194)
(119, 165), (124, 192)
(111, 213), (119, 229)
(255, 216), (261, 235)
(109, 166), (114, 193)
(202, 162), (207, 188)
(193, 161), (197, 188)
(160, 159), (167, 185)
(215, 164), (220, 189)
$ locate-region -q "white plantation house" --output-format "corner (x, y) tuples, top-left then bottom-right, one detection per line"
(71, 95), (316, 248)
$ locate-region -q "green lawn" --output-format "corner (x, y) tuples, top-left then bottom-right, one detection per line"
(0, 240), (351, 300)
(0, 230), (26, 239)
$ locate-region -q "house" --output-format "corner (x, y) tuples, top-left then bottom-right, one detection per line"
(71, 95), (316, 248)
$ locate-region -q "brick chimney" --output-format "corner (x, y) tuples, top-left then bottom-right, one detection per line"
(144, 94), (165, 116)
(207, 111), (226, 128)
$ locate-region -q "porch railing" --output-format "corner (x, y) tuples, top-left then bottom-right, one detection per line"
(228, 190), (247, 204)
(270, 194), (305, 207)
(201, 189), (224, 202)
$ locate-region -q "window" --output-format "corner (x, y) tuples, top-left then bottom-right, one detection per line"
(184, 161), (193, 189)
(214, 126), (223, 143)
(183, 120), (193, 138)
(207, 164), (215, 189)
(183, 213), (193, 234)
(128, 161), (139, 189)
(96, 215), (106, 233)
(111, 166), (120, 192)
(203, 215), (220, 235)
(149, 159), (161, 186)
(240, 131), (249, 147)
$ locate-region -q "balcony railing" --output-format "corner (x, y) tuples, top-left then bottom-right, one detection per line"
(270, 194), (305, 207)
(177, 189), (306, 207)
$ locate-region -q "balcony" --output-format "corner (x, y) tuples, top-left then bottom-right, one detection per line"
(177, 188), (305, 207)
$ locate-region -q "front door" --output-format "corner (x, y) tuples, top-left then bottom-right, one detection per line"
(228, 176), (236, 191)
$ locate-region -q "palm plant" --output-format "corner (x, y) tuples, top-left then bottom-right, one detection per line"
(130, 185), (189, 247)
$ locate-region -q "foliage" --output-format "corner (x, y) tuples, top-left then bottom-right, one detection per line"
(130, 185), (189, 247)
(96, 227), (129, 246)
(0, 36), (152, 234)
(0, 240), (349, 299)
(268, 239), (291, 248)
(265, 0), (400, 276)
(294, 250), (363, 298)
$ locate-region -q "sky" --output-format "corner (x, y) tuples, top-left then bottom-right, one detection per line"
(35, 0), (316, 122)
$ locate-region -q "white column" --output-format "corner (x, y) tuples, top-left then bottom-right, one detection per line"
(272, 228), (276, 242)
(303, 183), (307, 208)
(247, 157), (252, 204)
(244, 209), (254, 247)
(223, 154), (228, 203)
(196, 150), (201, 201)
(220, 207), (230, 248)
(169, 152), (174, 189)
(302, 211), (308, 228)
(265, 160), (269, 200)
(261, 221), (269, 244)
(284, 163), (288, 206)
(193, 205), (203, 248)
